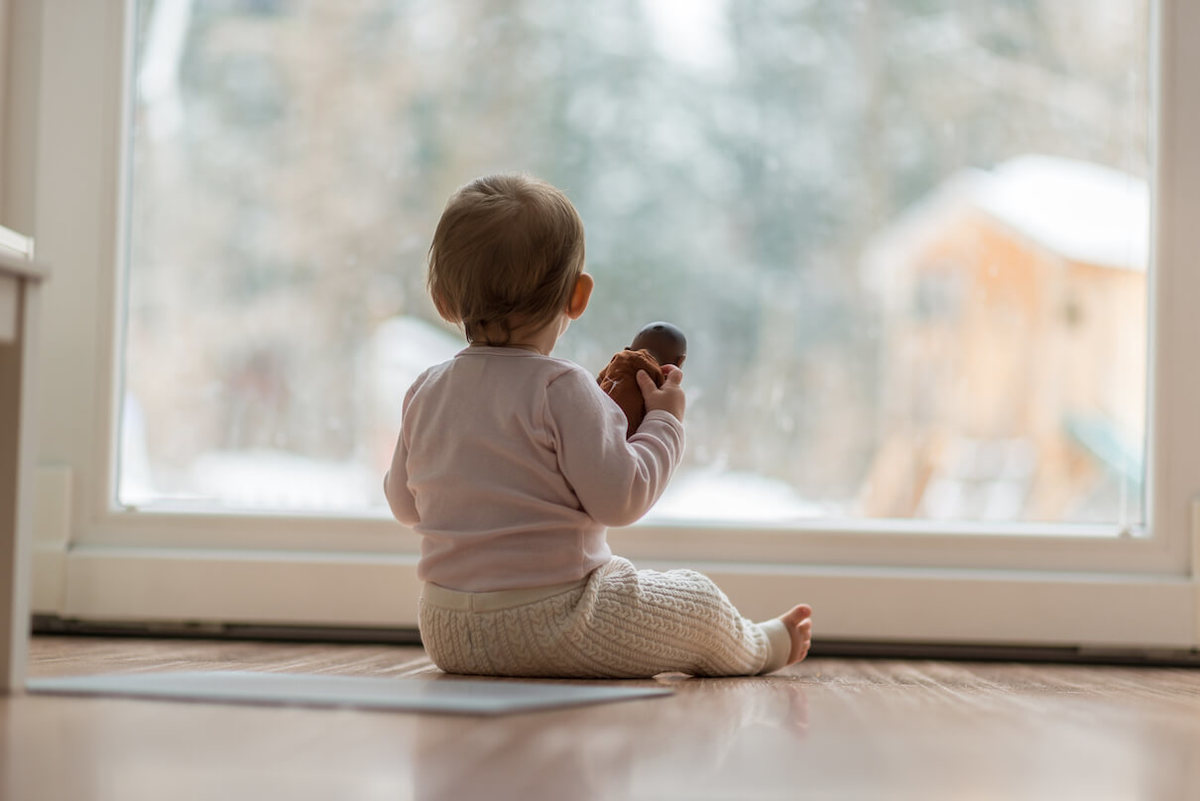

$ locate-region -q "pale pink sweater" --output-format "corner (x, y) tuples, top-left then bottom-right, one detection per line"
(384, 345), (684, 592)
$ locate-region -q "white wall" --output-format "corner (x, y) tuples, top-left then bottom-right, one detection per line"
(0, 0), (8, 206)
(1, 0), (39, 232)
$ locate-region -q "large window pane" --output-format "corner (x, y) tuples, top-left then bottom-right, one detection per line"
(121, 0), (1149, 525)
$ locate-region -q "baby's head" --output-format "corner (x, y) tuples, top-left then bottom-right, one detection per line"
(427, 174), (586, 345)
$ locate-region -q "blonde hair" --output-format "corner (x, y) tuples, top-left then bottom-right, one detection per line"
(427, 174), (586, 345)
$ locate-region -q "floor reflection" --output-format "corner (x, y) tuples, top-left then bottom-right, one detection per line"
(412, 675), (810, 801)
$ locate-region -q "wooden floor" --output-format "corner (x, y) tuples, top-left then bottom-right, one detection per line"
(5, 637), (1200, 800)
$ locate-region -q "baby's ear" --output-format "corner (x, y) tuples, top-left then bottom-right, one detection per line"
(566, 273), (594, 320)
(676, 353), (686, 368)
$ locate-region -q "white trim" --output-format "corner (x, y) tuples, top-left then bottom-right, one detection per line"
(28, 466), (69, 614)
(30, 544), (64, 614)
(19, 0), (1200, 647)
(0, 226), (33, 260)
(708, 566), (1195, 650)
(61, 548), (424, 627)
(51, 547), (1196, 650)
(1148, 0), (1200, 585)
(27, 0), (127, 542)
(36, 512), (1185, 575)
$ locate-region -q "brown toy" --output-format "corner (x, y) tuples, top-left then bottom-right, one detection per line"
(597, 322), (688, 438)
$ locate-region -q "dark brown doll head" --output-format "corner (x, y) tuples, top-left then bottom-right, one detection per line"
(630, 321), (687, 367)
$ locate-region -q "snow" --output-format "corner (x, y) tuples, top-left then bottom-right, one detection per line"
(122, 312), (823, 521)
(188, 449), (380, 511)
(169, 454), (821, 522)
(370, 315), (463, 406)
(126, 442), (822, 521)
(118, 394), (156, 506)
(643, 0), (733, 74)
(368, 315), (463, 433)
(137, 0), (193, 139)
(973, 155), (1148, 271)
(644, 468), (822, 523)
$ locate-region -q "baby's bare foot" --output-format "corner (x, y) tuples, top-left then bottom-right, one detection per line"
(780, 604), (813, 665)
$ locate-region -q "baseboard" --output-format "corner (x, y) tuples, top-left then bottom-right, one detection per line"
(31, 614), (423, 646)
(807, 638), (1200, 667)
(30, 614), (1200, 667)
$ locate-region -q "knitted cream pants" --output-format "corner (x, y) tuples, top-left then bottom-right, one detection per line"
(418, 556), (791, 678)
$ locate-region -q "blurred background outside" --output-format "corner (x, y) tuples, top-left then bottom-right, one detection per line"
(121, 0), (1149, 526)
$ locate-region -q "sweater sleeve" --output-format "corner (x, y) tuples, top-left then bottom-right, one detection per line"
(383, 382), (421, 526)
(545, 367), (684, 527)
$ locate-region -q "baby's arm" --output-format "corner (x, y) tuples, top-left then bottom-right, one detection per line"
(547, 368), (684, 527)
(383, 442), (419, 525)
(383, 384), (421, 526)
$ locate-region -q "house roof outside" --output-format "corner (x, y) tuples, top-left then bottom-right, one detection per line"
(862, 154), (1149, 299)
(974, 155), (1148, 272)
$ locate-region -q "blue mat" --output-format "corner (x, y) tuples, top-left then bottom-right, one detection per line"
(27, 671), (673, 716)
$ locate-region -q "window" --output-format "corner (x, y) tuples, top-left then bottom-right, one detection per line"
(20, 0), (1200, 648)
(122, 0), (1149, 528)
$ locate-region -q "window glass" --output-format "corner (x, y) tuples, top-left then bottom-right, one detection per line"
(122, 0), (1149, 524)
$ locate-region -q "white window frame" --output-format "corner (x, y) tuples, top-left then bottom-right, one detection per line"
(14, 0), (1200, 650)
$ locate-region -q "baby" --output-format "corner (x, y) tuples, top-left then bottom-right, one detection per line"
(384, 174), (812, 678)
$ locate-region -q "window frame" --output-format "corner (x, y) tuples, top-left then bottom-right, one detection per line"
(17, 0), (1200, 649)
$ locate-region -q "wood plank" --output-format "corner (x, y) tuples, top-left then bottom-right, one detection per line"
(5, 636), (1200, 800)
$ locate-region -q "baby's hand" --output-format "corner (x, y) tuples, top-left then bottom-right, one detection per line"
(637, 366), (685, 422)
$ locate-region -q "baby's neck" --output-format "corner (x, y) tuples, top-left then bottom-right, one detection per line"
(506, 316), (566, 356)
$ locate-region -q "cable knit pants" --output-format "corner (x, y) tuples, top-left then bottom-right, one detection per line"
(418, 556), (791, 678)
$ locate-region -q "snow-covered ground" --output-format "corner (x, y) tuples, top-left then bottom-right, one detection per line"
(644, 468), (822, 523)
(187, 450), (382, 511)
(121, 311), (821, 521)
(125, 447), (821, 522)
